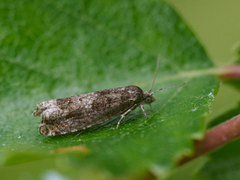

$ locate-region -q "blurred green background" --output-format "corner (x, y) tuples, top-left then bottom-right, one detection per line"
(169, 0), (240, 122)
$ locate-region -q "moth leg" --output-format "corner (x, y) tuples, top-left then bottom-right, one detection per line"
(116, 104), (138, 131)
(149, 104), (152, 111)
(75, 131), (83, 137)
(140, 103), (150, 118)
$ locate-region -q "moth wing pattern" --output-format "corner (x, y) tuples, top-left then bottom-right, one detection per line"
(34, 86), (144, 135)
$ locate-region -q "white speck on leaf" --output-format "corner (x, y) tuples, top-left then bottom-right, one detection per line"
(43, 170), (68, 180)
(208, 92), (214, 99)
(191, 107), (198, 111)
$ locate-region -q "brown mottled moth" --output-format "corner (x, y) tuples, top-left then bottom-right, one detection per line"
(33, 61), (185, 136)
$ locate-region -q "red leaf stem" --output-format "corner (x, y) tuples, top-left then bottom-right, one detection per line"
(179, 114), (240, 165)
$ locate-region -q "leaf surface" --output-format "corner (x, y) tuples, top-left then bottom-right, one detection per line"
(0, 0), (219, 178)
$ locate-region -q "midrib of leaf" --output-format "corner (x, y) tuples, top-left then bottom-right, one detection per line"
(138, 66), (224, 87)
(0, 67), (220, 118)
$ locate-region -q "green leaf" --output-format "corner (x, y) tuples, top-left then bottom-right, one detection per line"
(0, 0), (219, 179)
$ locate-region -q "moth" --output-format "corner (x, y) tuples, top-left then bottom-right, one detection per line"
(33, 61), (185, 136)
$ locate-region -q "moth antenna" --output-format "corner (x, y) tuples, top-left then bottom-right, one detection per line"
(150, 83), (185, 95)
(149, 56), (160, 92)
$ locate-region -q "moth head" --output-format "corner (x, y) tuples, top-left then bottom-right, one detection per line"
(143, 90), (156, 104)
(144, 55), (185, 104)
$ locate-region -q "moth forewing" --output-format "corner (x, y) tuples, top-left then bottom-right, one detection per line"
(35, 86), (145, 136)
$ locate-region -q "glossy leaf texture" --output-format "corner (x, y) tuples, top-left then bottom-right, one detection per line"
(0, 0), (219, 179)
